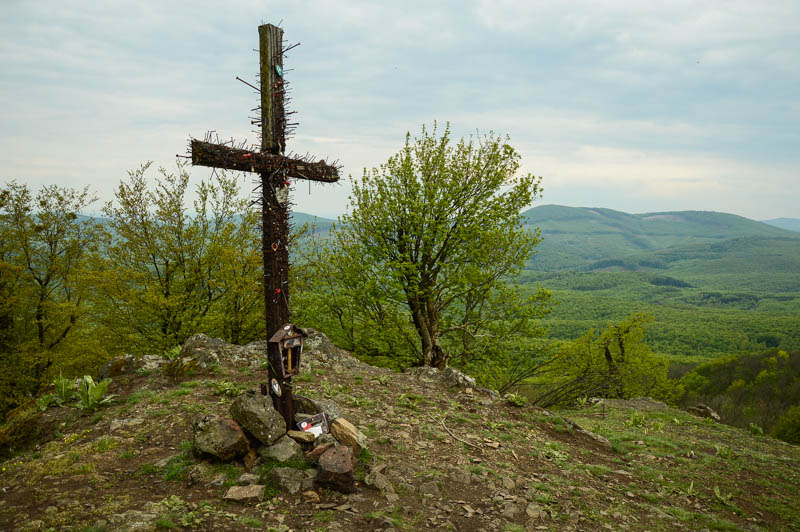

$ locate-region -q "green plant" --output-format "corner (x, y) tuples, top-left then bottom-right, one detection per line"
(749, 423), (764, 436)
(374, 374), (391, 386)
(37, 394), (57, 411)
(771, 406), (800, 444)
(714, 445), (734, 459)
(504, 392), (528, 407)
(207, 379), (245, 397)
(238, 516), (265, 528)
(713, 485), (733, 506)
(164, 345), (182, 361)
(575, 395), (589, 407)
(76, 376), (117, 411)
(154, 518), (178, 530)
(53, 372), (77, 405)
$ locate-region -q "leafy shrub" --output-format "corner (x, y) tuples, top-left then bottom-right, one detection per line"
(76, 375), (117, 411)
(771, 405), (800, 444)
(504, 392), (528, 407)
(0, 401), (40, 457)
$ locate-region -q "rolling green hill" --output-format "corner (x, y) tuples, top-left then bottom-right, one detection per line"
(519, 205), (800, 359)
(522, 205), (796, 271)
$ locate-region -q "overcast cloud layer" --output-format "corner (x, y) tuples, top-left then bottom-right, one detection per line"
(1, 0), (798, 220)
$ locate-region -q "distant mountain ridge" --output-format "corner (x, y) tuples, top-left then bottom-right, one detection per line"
(521, 204), (800, 272)
(762, 218), (800, 232)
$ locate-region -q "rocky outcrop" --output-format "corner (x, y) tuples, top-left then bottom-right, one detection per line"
(230, 390), (287, 445)
(192, 415), (250, 461)
(405, 365), (498, 397)
(687, 403), (721, 422)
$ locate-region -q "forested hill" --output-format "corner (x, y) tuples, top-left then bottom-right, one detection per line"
(522, 204), (800, 271)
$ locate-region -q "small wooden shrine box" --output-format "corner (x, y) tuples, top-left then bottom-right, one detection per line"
(268, 323), (308, 379)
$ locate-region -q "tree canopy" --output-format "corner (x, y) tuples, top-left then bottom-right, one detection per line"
(295, 123), (551, 372)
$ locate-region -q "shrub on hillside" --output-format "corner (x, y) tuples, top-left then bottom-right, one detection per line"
(771, 405), (800, 445)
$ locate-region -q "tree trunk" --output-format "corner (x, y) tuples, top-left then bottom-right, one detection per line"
(411, 298), (448, 369)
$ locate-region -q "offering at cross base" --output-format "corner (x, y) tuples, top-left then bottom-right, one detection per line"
(297, 413), (329, 438)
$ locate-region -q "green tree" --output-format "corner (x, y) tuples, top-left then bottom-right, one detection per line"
(295, 123), (550, 370)
(521, 314), (679, 407)
(0, 182), (101, 418)
(93, 162), (262, 354)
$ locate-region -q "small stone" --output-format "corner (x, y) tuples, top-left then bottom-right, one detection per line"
(287, 430), (316, 443)
(419, 481), (440, 496)
(502, 502), (521, 519)
(365, 470), (391, 491)
(303, 490), (320, 502)
(526, 503), (545, 519)
(314, 433), (337, 448)
(237, 473), (260, 485)
(243, 448), (259, 471)
(223, 484), (264, 502)
(501, 477), (516, 490)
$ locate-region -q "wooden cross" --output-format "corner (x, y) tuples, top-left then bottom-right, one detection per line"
(188, 23), (340, 426)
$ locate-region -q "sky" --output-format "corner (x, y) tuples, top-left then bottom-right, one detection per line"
(1, 0), (798, 221)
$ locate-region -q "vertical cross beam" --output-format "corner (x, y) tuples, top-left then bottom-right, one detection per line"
(259, 23), (293, 425)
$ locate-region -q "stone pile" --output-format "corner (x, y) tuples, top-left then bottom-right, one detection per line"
(191, 390), (368, 499)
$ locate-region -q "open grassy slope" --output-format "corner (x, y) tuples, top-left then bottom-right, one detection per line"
(2, 337), (798, 531)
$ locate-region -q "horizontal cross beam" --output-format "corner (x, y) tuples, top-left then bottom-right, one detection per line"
(190, 139), (339, 183)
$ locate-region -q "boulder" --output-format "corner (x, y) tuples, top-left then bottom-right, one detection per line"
(230, 390), (286, 445)
(441, 367), (477, 388)
(259, 435), (303, 463)
(223, 484), (264, 502)
(192, 415), (250, 461)
(317, 445), (357, 493)
(330, 418), (367, 455)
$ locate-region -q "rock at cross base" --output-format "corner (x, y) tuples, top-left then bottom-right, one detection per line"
(230, 390), (287, 445)
(316, 445), (357, 493)
(330, 418), (367, 455)
(259, 435), (304, 462)
(304, 442), (334, 464)
(287, 430), (316, 443)
(293, 394), (341, 423)
(192, 415), (250, 461)
(223, 484), (265, 502)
